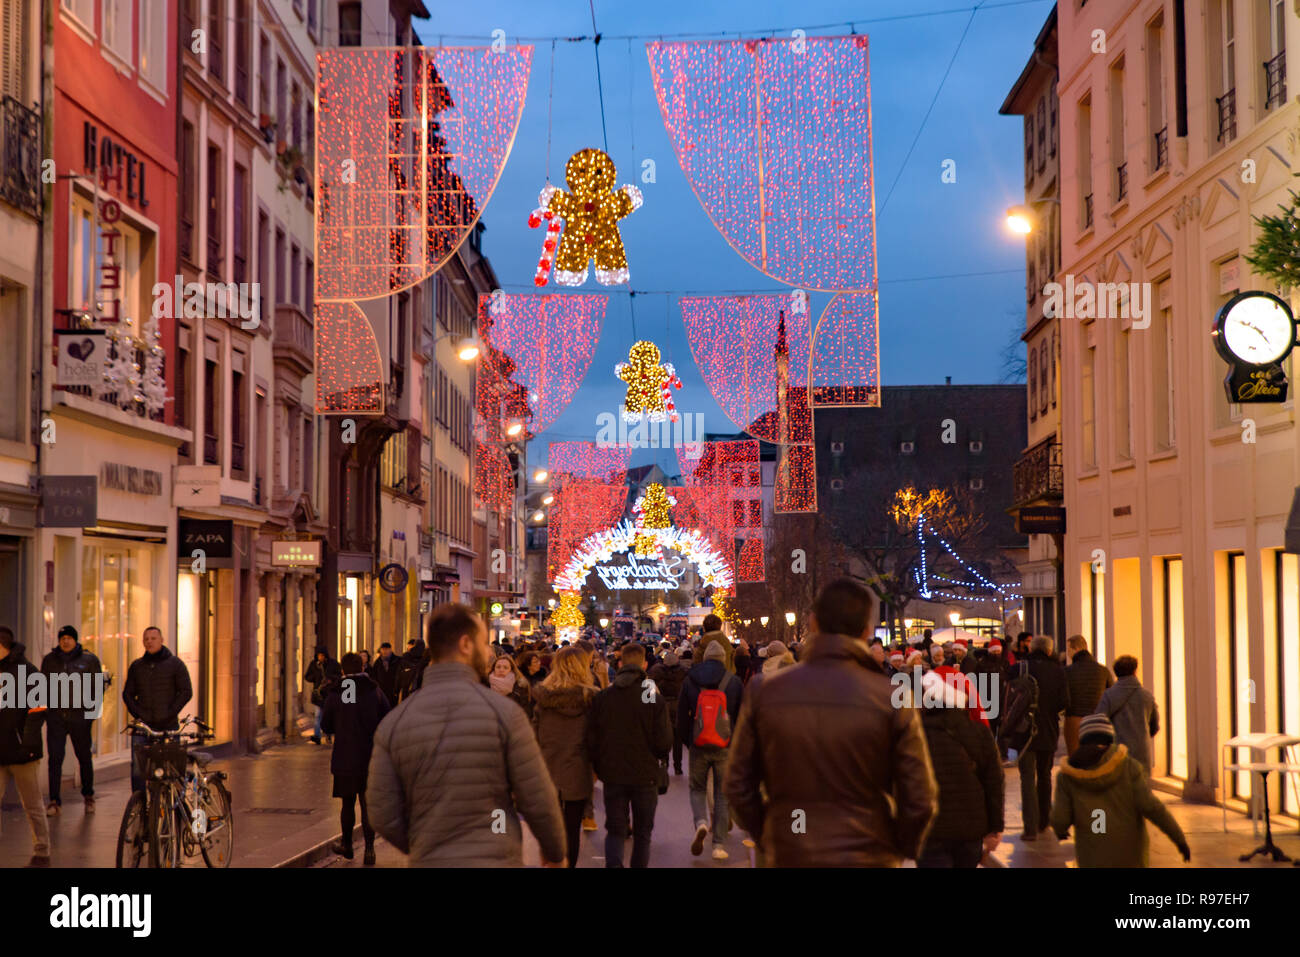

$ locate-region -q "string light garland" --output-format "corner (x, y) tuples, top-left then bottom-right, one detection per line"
(477, 293), (606, 433)
(616, 340), (681, 422)
(545, 442), (631, 584)
(675, 440), (768, 580)
(912, 514), (1022, 605)
(536, 149), (643, 286)
(811, 291), (881, 407)
(315, 300), (384, 413)
(646, 37), (877, 291)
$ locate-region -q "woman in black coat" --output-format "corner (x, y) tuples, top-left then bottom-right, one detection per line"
(320, 653), (390, 865)
(916, 671), (1004, 868)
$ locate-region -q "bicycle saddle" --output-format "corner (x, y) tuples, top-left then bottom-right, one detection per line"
(189, 751), (214, 767)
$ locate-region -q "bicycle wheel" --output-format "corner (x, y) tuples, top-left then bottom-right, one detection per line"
(148, 785), (181, 869)
(115, 791), (149, 868)
(199, 779), (234, 868)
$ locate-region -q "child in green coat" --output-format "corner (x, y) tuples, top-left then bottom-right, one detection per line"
(1050, 713), (1190, 867)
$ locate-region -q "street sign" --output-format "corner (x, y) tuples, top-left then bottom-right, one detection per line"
(38, 476), (97, 527)
(378, 563), (409, 593)
(1017, 506), (1066, 535)
(490, 602), (504, 616)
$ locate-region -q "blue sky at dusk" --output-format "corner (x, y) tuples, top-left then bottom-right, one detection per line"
(416, 0), (1051, 472)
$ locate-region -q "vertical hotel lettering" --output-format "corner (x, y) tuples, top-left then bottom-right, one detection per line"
(82, 123), (149, 322)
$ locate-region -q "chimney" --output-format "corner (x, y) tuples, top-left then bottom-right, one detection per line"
(945, 376), (952, 386)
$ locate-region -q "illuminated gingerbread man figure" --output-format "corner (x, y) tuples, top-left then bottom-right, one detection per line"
(539, 149), (642, 286)
(632, 483), (676, 557)
(616, 340), (681, 423)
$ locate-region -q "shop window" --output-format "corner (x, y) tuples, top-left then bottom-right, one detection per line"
(1226, 551), (1251, 796)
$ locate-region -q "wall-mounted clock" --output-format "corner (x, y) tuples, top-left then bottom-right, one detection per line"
(1213, 291), (1295, 403)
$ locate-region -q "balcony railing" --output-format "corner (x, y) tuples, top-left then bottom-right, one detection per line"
(272, 304), (314, 375)
(61, 338), (166, 422)
(1083, 192), (1093, 229)
(1153, 126), (1167, 171)
(1013, 437), (1063, 507)
(231, 440), (246, 474)
(180, 216), (194, 264)
(1217, 88), (1237, 141)
(1116, 162), (1128, 202)
(1, 96), (41, 218)
(1265, 52), (1287, 110)
(235, 62), (249, 107)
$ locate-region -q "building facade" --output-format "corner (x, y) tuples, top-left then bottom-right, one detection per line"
(1057, 0), (1299, 811)
(1002, 6), (1066, 645)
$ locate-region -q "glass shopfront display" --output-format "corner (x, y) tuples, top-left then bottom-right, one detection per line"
(79, 540), (159, 758)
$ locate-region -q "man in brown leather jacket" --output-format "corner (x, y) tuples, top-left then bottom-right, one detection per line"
(724, 579), (938, 866)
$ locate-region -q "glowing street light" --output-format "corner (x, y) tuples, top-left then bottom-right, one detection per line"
(505, 420), (524, 437)
(532, 510), (545, 522)
(455, 336), (481, 361)
(547, 598), (556, 609)
(542, 493), (554, 505)
(760, 616), (769, 627)
(599, 617), (609, 629)
(949, 612), (961, 626)
(533, 469), (549, 483)
(784, 611), (796, 626)
(1005, 206), (1033, 234)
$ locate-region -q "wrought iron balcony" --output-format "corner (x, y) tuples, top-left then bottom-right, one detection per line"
(1, 96), (41, 218)
(1265, 52), (1287, 110)
(1116, 162), (1128, 202)
(1012, 437), (1063, 507)
(1154, 126), (1168, 171)
(1217, 88), (1237, 142)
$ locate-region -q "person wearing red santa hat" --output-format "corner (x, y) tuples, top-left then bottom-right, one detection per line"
(933, 646), (989, 728)
(951, 639), (976, 675)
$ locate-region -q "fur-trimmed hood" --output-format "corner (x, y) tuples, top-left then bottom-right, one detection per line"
(532, 684), (594, 717)
(1058, 743), (1129, 788)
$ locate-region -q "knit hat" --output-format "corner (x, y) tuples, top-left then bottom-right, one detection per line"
(757, 646), (768, 658)
(663, 652), (679, 667)
(766, 641), (788, 659)
(704, 641), (727, 662)
(1078, 714), (1115, 742)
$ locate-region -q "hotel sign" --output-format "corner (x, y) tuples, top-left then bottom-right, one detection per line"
(272, 540), (322, 567)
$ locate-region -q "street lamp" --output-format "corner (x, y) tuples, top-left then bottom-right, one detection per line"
(1004, 197), (1061, 235)
(533, 469), (549, 483)
(760, 616), (769, 627)
(532, 510), (545, 522)
(541, 493), (554, 505)
(948, 612), (961, 626)
(547, 598), (556, 609)
(505, 420), (524, 438)
(599, 617), (609, 629)
(784, 611), (796, 626)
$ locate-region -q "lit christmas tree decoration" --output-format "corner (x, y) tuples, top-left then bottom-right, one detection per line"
(646, 36), (877, 291)
(616, 340), (681, 422)
(711, 589), (734, 623)
(811, 291), (880, 407)
(537, 149), (643, 286)
(1246, 190), (1300, 288)
(551, 591), (586, 637)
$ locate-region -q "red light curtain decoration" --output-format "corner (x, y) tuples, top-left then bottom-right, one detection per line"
(681, 294), (816, 514)
(315, 301), (383, 412)
(315, 45), (532, 412)
(546, 442), (631, 585)
(477, 293), (607, 433)
(646, 36), (877, 292)
(674, 439), (765, 581)
(812, 291), (880, 407)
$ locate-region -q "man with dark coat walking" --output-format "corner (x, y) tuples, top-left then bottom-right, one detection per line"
(647, 651), (688, 774)
(321, 652), (390, 864)
(394, 638), (428, 702)
(585, 641), (673, 867)
(371, 642), (401, 707)
(1016, 635), (1069, 840)
(122, 626), (193, 792)
(725, 579), (938, 867)
(1064, 635), (1113, 754)
(0, 627), (51, 866)
(41, 625), (102, 815)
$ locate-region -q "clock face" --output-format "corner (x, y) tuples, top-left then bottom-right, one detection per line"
(1219, 293), (1295, 366)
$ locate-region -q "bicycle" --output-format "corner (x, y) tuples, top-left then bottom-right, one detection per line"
(115, 716), (234, 868)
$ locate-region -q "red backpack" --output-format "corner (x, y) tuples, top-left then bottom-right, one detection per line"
(692, 673), (734, 748)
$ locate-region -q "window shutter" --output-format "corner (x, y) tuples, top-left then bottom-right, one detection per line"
(3, 0), (28, 101)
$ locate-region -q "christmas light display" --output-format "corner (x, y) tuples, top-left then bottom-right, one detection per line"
(632, 483), (676, 557)
(552, 591), (586, 637)
(913, 515), (1022, 605)
(736, 536), (765, 583)
(474, 442), (517, 514)
(811, 291), (880, 407)
(535, 149), (643, 287)
(315, 300), (384, 412)
(553, 520), (734, 594)
(527, 203), (564, 286)
(477, 293), (606, 433)
(711, 589), (734, 623)
(646, 36), (877, 291)
(545, 442), (631, 584)
(680, 295), (811, 443)
(774, 443), (818, 514)
(674, 440), (768, 581)
(616, 340), (681, 422)
(103, 326), (143, 410)
(315, 46), (531, 412)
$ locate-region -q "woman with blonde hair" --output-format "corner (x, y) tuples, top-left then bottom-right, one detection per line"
(488, 654), (533, 717)
(533, 645), (598, 866)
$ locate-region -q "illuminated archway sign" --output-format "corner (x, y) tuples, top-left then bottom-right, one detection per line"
(552, 520), (734, 637)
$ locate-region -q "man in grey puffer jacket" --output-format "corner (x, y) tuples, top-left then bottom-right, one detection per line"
(367, 604), (568, 867)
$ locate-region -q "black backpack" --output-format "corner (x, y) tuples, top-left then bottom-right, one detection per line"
(999, 661), (1039, 752)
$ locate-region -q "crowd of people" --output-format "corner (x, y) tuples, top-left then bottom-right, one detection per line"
(305, 580), (1190, 869)
(0, 581), (1190, 869)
